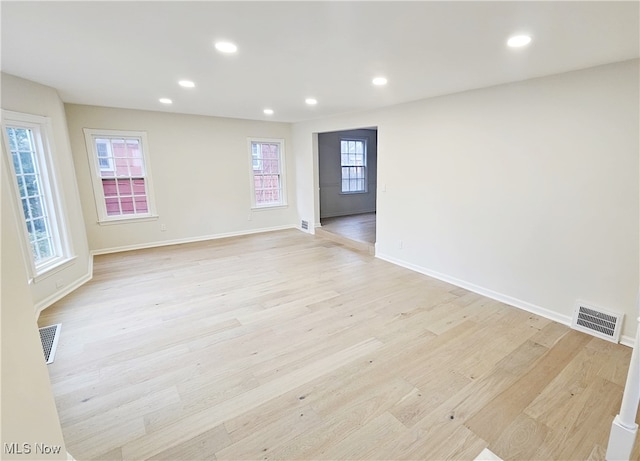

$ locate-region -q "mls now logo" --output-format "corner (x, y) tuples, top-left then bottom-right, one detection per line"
(4, 443), (62, 455)
(4, 443), (31, 454)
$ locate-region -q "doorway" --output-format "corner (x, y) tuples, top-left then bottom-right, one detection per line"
(317, 128), (377, 252)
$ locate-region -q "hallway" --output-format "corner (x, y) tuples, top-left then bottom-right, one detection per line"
(317, 213), (376, 254)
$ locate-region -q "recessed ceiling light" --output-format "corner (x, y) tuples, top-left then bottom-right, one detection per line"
(159, 98), (173, 104)
(507, 35), (532, 48)
(215, 41), (238, 54)
(305, 98), (318, 105)
(178, 80), (195, 88)
(372, 77), (388, 86)
(263, 108), (274, 115)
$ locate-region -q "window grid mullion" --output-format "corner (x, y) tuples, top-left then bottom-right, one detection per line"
(115, 177), (123, 216)
(113, 138), (124, 216)
(124, 139), (132, 178)
(18, 151), (38, 236)
(132, 179), (139, 214)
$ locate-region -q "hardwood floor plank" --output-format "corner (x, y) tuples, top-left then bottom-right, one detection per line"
(149, 424), (231, 461)
(389, 371), (471, 428)
(586, 337), (634, 387)
(264, 378), (412, 460)
(464, 330), (592, 445)
(408, 423), (487, 460)
(92, 446), (123, 461)
(530, 320), (570, 348)
(216, 406), (322, 460)
(524, 347), (603, 425)
(586, 443), (606, 461)
(436, 312), (543, 382)
(424, 296), (504, 335)
(57, 365), (198, 428)
(121, 338), (383, 460)
(309, 376), (414, 421)
(531, 377), (623, 460)
(143, 400), (184, 435)
(316, 411), (406, 460)
(490, 414), (549, 461)
(438, 369), (520, 423)
(493, 339), (549, 376)
(222, 388), (310, 445)
(371, 409), (486, 461)
(71, 417), (146, 460)
(63, 386), (180, 446)
(176, 370), (260, 416)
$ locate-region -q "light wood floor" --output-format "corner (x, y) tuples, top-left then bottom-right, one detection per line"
(320, 213), (376, 244)
(39, 229), (638, 461)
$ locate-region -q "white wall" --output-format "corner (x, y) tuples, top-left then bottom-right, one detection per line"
(1, 172), (67, 460)
(318, 129), (377, 219)
(1, 74), (92, 312)
(65, 104), (297, 253)
(293, 60), (639, 340)
(1, 75), (75, 459)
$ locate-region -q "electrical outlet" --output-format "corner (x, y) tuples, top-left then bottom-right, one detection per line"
(398, 240), (403, 249)
(160, 224), (167, 232)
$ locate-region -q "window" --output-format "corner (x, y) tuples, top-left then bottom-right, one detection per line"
(341, 139), (367, 193)
(83, 129), (157, 223)
(249, 138), (286, 208)
(2, 111), (71, 276)
(96, 141), (113, 171)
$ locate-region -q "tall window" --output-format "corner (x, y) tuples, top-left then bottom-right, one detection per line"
(83, 129), (157, 223)
(249, 138), (286, 208)
(341, 139), (367, 193)
(2, 111), (70, 276)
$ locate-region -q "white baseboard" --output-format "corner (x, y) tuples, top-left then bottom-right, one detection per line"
(376, 252), (637, 348)
(375, 251), (629, 340)
(91, 225), (297, 256)
(35, 266), (93, 316)
(620, 334), (635, 348)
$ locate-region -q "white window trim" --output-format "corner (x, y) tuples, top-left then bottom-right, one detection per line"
(2, 110), (74, 280)
(83, 128), (158, 224)
(340, 137), (368, 195)
(248, 137), (288, 209)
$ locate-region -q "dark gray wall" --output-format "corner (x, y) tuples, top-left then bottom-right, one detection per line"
(318, 128), (377, 219)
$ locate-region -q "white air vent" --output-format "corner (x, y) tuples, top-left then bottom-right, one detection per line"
(301, 220), (309, 230)
(571, 302), (623, 343)
(39, 324), (61, 364)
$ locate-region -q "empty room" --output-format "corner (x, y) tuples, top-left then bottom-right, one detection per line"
(2, 2), (639, 460)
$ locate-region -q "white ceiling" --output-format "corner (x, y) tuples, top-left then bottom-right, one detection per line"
(2, 1), (638, 123)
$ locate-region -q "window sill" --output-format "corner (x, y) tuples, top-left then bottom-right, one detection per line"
(97, 215), (159, 226)
(251, 204), (288, 211)
(339, 191), (368, 195)
(31, 255), (78, 284)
